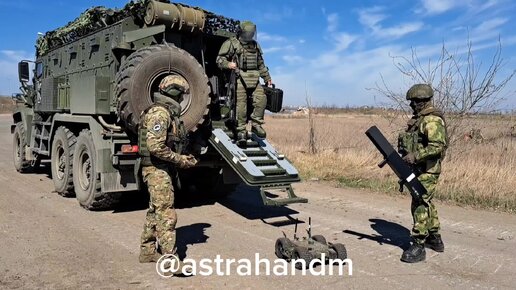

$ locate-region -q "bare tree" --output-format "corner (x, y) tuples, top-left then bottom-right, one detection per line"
(372, 37), (515, 146)
(305, 83), (317, 154)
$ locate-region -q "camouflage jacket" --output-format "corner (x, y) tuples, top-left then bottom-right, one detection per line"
(400, 106), (447, 174)
(139, 103), (185, 166)
(216, 37), (271, 86)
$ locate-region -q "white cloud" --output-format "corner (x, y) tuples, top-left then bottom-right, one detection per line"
(375, 22), (424, 38)
(274, 30), (516, 107)
(258, 32), (287, 42)
(419, 0), (499, 15)
(327, 13), (339, 32)
(421, 0), (457, 14)
(473, 17), (508, 33)
(271, 1), (515, 108)
(323, 12), (358, 52)
(477, 0), (499, 12)
(334, 33), (357, 51)
(262, 6), (294, 22)
(357, 7), (423, 39)
(262, 45), (295, 54)
(358, 6), (386, 28)
(282, 55), (305, 65)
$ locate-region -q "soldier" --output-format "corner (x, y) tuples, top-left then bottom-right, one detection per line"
(398, 84), (447, 263)
(138, 75), (198, 268)
(216, 20), (272, 142)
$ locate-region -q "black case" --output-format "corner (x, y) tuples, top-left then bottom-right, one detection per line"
(263, 85), (283, 113)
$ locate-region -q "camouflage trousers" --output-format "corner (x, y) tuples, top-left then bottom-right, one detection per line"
(140, 165), (177, 255)
(411, 173), (441, 244)
(236, 78), (266, 132)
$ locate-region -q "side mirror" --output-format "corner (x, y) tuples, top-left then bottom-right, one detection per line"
(11, 93), (25, 103)
(18, 61), (30, 83)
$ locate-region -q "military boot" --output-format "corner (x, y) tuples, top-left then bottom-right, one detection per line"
(236, 131), (248, 146)
(425, 233), (444, 252)
(139, 251), (162, 263)
(251, 124), (266, 138)
(400, 242), (426, 263)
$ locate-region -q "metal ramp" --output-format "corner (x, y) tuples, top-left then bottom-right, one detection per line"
(209, 129), (308, 206)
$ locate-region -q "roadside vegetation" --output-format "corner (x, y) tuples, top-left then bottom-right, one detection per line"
(0, 96), (15, 114)
(267, 111), (516, 213)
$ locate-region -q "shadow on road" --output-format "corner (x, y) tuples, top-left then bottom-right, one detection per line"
(217, 185), (300, 227)
(343, 219), (411, 250)
(31, 161), (299, 224)
(113, 191), (150, 212)
(175, 223), (211, 260)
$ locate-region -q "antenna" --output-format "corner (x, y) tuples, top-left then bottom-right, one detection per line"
(294, 218), (299, 240)
(308, 217), (312, 238)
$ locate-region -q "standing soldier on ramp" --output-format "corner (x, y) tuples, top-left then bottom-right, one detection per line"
(398, 84), (447, 263)
(138, 75), (198, 270)
(217, 20), (273, 143)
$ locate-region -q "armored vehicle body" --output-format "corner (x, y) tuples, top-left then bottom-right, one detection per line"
(12, 0), (306, 209)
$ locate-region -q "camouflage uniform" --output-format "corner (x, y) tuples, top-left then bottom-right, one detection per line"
(216, 21), (271, 137)
(139, 76), (197, 261)
(399, 84), (447, 263)
(403, 108), (447, 243)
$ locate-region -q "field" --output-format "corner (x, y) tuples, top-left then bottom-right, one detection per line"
(0, 97), (15, 114)
(3, 94), (514, 212)
(265, 110), (516, 213)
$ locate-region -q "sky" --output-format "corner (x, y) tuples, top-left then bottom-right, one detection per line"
(0, 0), (515, 108)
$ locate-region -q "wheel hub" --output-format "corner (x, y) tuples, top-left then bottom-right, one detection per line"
(55, 146), (65, 180)
(79, 151), (91, 190)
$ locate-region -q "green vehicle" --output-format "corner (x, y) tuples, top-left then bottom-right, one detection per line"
(12, 0), (306, 210)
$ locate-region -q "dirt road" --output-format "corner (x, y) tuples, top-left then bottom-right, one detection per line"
(0, 114), (515, 289)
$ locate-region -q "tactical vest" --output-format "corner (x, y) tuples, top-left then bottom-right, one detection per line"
(230, 37), (261, 88)
(138, 102), (187, 167)
(398, 107), (448, 173)
(230, 37), (260, 71)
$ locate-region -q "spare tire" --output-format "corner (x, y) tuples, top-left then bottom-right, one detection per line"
(116, 44), (210, 133)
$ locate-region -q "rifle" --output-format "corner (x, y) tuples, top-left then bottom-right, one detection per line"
(227, 56), (240, 122)
(365, 126), (426, 202)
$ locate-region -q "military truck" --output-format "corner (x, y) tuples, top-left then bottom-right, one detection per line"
(12, 0), (307, 210)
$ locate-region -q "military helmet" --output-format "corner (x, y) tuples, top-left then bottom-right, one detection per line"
(239, 20), (257, 43)
(406, 84), (433, 101)
(159, 75), (189, 99)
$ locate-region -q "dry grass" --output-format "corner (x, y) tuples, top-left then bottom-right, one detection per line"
(0, 97), (15, 114)
(265, 112), (516, 213)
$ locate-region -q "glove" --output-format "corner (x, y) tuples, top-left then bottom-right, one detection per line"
(177, 154), (198, 169)
(402, 153), (417, 165)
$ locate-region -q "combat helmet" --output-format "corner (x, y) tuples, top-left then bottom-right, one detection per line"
(406, 84), (433, 101)
(239, 20), (257, 43)
(158, 75), (189, 101)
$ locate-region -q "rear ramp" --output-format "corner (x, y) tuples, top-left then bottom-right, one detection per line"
(209, 129), (308, 206)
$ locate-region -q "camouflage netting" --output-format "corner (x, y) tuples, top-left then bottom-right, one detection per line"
(204, 13), (240, 35)
(36, 0), (240, 57)
(36, 1), (146, 57)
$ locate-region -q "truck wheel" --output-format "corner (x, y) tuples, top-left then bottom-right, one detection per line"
(73, 129), (120, 210)
(51, 126), (76, 197)
(293, 247), (312, 270)
(330, 243), (348, 260)
(13, 122), (32, 173)
(275, 237), (294, 259)
(116, 44), (210, 134)
(312, 235), (327, 245)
